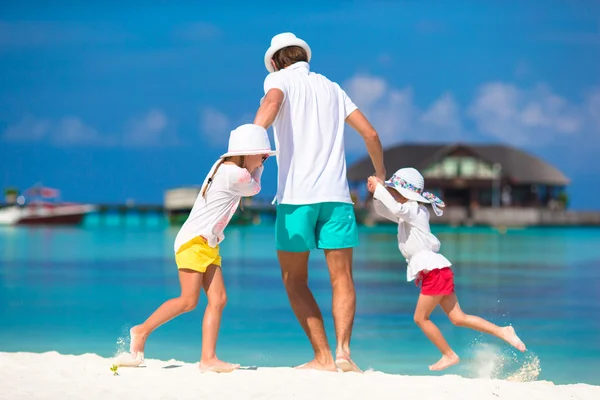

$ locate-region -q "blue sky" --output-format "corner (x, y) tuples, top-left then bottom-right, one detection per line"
(1, 0), (599, 209)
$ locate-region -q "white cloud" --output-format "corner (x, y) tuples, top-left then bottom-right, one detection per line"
(467, 82), (585, 146)
(344, 75), (388, 108)
(1, 116), (51, 142)
(0, 116), (103, 146)
(342, 74), (465, 150)
(123, 109), (172, 146)
(53, 117), (104, 146)
(2, 109), (176, 147)
(343, 75), (414, 150)
(200, 107), (231, 145)
(420, 93), (462, 132)
(342, 74), (599, 151)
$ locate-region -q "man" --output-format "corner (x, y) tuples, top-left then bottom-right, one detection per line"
(253, 32), (386, 372)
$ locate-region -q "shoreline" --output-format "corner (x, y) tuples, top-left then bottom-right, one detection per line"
(1, 351), (599, 400)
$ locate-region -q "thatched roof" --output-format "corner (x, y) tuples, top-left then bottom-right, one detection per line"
(347, 143), (570, 185)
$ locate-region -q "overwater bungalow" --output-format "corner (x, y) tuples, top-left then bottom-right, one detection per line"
(348, 143), (570, 208)
(347, 143), (579, 226)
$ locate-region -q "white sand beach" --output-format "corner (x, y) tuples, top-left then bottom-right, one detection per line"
(1, 351), (598, 400)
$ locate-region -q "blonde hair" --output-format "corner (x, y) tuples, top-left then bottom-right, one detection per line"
(201, 155), (246, 208)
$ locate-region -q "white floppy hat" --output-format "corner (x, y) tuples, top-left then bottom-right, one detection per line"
(220, 124), (277, 158)
(264, 32), (312, 73)
(385, 167), (446, 216)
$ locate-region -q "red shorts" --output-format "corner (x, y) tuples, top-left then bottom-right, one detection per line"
(415, 267), (455, 296)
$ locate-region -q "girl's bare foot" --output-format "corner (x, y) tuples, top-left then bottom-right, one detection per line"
(429, 352), (460, 371)
(114, 351), (144, 367)
(502, 326), (526, 352)
(199, 358), (240, 373)
(112, 326), (147, 367)
(129, 325), (148, 356)
(295, 358), (338, 372)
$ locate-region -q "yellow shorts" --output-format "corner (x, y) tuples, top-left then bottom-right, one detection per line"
(175, 236), (221, 273)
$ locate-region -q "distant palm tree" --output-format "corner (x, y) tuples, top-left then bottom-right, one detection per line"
(4, 187), (19, 205)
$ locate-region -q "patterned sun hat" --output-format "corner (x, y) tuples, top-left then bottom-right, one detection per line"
(385, 167), (446, 216)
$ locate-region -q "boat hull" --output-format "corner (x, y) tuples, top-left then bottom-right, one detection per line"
(17, 212), (87, 225)
(0, 204), (95, 226)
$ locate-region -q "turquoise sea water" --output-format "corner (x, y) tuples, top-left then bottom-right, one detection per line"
(1, 214), (599, 385)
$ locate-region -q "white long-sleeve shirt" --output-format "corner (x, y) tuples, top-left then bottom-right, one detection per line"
(372, 183), (451, 282)
(174, 163), (263, 253)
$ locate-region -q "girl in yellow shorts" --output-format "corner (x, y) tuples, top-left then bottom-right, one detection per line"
(118, 124), (276, 372)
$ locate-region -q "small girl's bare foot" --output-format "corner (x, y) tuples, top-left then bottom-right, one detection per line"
(503, 326), (526, 352)
(199, 358), (240, 373)
(129, 326), (147, 360)
(429, 352), (460, 371)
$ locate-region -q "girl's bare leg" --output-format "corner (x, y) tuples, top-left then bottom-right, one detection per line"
(198, 264), (240, 372)
(414, 294), (460, 371)
(129, 269), (203, 357)
(440, 293), (526, 352)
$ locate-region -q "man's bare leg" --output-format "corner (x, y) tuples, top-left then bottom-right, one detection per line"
(325, 248), (361, 373)
(278, 250), (337, 371)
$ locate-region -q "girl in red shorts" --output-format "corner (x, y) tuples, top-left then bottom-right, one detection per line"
(367, 167), (526, 371)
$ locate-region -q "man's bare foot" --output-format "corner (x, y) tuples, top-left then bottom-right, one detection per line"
(429, 352), (460, 371)
(295, 359), (338, 372)
(335, 354), (363, 373)
(199, 358), (240, 373)
(502, 326), (526, 352)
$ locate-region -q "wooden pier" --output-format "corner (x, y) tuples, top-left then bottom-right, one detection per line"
(364, 205), (600, 227)
(90, 203), (166, 226)
(163, 187), (279, 225)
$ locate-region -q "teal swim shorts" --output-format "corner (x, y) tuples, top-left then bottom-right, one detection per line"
(275, 202), (359, 252)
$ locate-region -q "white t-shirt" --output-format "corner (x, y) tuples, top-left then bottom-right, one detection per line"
(262, 61), (358, 205)
(372, 184), (452, 282)
(174, 163), (263, 253)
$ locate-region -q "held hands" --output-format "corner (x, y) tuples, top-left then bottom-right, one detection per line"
(367, 176), (384, 193)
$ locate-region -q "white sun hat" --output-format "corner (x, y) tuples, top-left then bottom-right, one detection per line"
(385, 167), (446, 216)
(200, 124), (277, 198)
(264, 32), (312, 73)
(220, 124), (277, 158)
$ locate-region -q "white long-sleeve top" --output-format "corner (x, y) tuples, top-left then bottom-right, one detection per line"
(372, 183), (451, 282)
(174, 163), (263, 253)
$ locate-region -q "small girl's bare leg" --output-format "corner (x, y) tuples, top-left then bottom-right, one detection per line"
(440, 293), (526, 352)
(414, 294), (460, 371)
